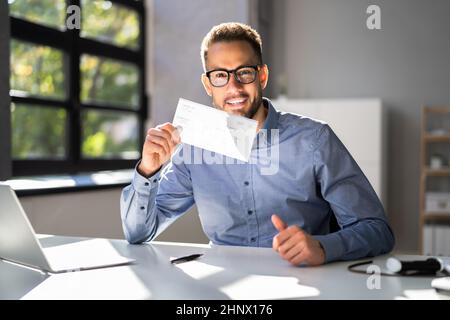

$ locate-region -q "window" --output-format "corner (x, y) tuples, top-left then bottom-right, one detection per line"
(9, 0), (147, 176)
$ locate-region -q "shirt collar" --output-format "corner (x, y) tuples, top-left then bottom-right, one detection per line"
(261, 97), (280, 131)
(253, 98), (280, 149)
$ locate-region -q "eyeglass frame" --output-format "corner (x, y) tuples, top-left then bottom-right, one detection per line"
(205, 64), (263, 87)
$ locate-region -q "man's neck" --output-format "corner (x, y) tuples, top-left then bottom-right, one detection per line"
(253, 102), (268, 131)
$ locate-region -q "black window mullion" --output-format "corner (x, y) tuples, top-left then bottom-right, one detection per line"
(138, 2), (147, 150)
(67, 0), (81, 173)
(11, 96), (69, 109)
(11, 0), (147, 177)
(79, 38), (139, 64)
(10, 17), (68, 50)
(110, 0), (144, 11)
(80, 102), (139, 114)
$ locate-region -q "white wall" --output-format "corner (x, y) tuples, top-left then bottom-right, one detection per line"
(273, 98), (387, 206)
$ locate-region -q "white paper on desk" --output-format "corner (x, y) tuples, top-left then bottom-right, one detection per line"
(172, 98), (258, 162)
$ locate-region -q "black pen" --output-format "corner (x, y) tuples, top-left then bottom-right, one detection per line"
(170, 253), (204, 264)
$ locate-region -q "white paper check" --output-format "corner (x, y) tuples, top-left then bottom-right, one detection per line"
(172, 98), (258, 162)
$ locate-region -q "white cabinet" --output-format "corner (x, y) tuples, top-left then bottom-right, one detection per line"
(271, 98), (387, 206)
(422, 224), (450, 256)
(419, 107), (450, 254)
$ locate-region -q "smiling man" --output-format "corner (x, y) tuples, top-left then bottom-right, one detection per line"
(120, 22), (395, 266)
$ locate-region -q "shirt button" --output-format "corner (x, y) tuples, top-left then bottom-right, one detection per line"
(140, 206), (145, 210)
(247, 210), (253, 215)
(250, 237), (256, 242)
(144, 182), (149, 186)
(244, 181), (249, 186)
(153, 179), (157, 183)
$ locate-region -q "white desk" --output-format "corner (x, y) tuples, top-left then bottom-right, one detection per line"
(0, 235), (446, 300)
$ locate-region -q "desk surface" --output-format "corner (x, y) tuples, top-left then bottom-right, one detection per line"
(0, 235), (447, 300)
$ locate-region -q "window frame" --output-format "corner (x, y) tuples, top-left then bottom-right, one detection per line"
(10, 0), (147, 176)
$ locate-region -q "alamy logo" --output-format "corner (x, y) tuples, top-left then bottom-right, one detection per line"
(169, 129), (280, 176)
(366, 264), (381, 290)
(366, 5), (381, 30)
(66, 5), (81, 30)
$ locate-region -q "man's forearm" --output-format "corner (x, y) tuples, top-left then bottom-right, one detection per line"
(120, 169), (161, 244)
(314, 218), (395, 263)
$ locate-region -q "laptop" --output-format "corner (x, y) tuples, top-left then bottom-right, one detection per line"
(0, 184), (134, 273)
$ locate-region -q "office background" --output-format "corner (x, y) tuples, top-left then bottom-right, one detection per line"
(1, 0), (450, 253)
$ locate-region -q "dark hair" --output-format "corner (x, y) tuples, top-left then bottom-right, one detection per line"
(201, 22), (263, 71)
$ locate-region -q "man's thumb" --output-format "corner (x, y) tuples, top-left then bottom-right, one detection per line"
(271, 214), (287, 232)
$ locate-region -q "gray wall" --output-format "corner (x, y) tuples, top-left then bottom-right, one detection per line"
(20, 189), (125, 239)
(0, 1), (11, 180)
(20, 187), (208, 244)
(149, 0), (251, 126)
(268, 0), (450, 252)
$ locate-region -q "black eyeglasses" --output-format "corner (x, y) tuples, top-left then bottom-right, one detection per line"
(205, 65), (261, 87)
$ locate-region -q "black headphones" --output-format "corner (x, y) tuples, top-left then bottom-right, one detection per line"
(347, 258), (450, 277)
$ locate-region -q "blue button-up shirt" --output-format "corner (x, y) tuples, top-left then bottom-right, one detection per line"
(120, 98), (394, 263)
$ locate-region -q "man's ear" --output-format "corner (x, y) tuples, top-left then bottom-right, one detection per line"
(201, 74), (213, 97)
(259, 64), (269, 90)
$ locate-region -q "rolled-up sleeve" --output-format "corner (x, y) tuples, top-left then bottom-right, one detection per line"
(312, 125), (395, 263)
(120, 155), (195, 244)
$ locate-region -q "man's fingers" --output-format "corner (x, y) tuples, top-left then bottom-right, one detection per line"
(172, 127), (182, 144)
(274, 226), (305, 253)
(156, 122), (174, 132)
(147, 141), (168, 158)
(272, 226), (299, 251)
(271, 214), (287, 232)
(290, 250), (308, 266)
(147, 128), (177, 152)
(273, 230), (289, 250)
(148, 127), (173, 143)
(278, 232), (304, 257)
(148, 135), (170, 155)
(282, 244), (305, 262)
(157, 122), (181, 144)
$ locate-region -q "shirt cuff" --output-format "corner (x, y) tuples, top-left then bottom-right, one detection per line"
(132, 160), (161, 195)
(313, 233), (345, 263)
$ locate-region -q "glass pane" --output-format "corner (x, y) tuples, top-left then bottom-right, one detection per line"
(81, 0), (140, 49)
(80, 54), (139, 108)
(9, 0), (66, 30)
(82, 109), (140, 159)
(11, 103), (67, 159)
(10, 40), (65, 99)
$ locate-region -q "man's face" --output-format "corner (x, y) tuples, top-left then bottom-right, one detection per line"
(201, 41), (268, 119)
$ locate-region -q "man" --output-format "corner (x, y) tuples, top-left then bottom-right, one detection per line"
(120, 22), (394, 266)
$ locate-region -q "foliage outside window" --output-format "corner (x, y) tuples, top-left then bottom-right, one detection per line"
(9, 0), (146, 176)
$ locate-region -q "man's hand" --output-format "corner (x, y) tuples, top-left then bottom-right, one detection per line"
(271, 214), (325, 266)
(138, 122), (181, 177)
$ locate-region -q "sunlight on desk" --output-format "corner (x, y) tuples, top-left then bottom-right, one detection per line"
(42, 239), (131, 271)
(21, 266), (151, 300)
(220, 275), (320, 300)
(36, 234), (54, 240)
(156, 241), (210, 249)
(4, 237), (442, 300)
(399, 289), (450, 300)
(174, 260), (224, 280)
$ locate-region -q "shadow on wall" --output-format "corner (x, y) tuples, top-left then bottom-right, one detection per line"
(155, 206), (209, 244)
